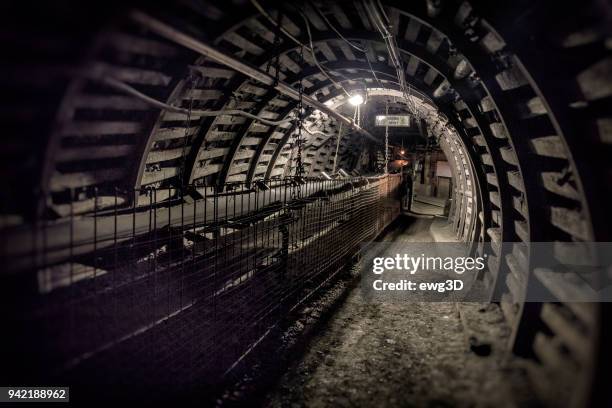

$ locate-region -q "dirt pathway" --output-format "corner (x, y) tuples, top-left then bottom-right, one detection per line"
(263, 217), (535, 408)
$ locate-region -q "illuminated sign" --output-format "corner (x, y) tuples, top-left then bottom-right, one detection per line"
(375, 115), (411, 127)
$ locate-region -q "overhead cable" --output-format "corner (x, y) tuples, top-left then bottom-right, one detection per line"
(300, 10), (351, 97)
(88, 75), (296, 127)
(249, 1), (352, 100)
(308, 2), (366, 52)
(362, 0), (421, 118)
(309, 2), (382, 89)
(249, 0), (309, 52)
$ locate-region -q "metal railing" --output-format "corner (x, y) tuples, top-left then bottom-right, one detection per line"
(1, 174), (401, 398)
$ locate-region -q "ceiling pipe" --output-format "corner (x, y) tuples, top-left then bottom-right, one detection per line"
(131, 11), (379, 144)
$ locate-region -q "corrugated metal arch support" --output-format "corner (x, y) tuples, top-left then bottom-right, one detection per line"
(439, 131), (475, 240)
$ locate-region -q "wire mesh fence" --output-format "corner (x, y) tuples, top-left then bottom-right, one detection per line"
(1, 174), (401, 399)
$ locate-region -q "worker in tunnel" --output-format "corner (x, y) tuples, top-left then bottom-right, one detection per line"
(0, 0), (610, 407)
(400, 165), (413, 212)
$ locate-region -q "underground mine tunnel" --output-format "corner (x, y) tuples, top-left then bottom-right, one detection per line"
(0, 0), (611, 406)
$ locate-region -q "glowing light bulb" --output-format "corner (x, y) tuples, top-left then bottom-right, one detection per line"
(348, 94), (364, 106)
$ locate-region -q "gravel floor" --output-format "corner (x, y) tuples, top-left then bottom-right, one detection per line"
(263, 217), (537, 408)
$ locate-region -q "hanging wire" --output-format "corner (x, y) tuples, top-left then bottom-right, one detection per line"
(309, 2), (382, 89)
(178, 75), (196, 186)
(295, 45), (306, 180)
(265, 9), (283, 84)
(332, 122), (343, 174)
(364, 42), (384, 88)
(249, 0), (353, 98)
(362, 0), (422, 119)
(308, 1), (366, 52)
(300, 10), (351, 97)
(84, 74), (296, 127)
(289, 56), (304, 200)
(250, 0), (307, 52)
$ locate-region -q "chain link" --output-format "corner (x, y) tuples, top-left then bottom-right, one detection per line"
(290, 45), (306, 200)
(384, 101), (389, 174)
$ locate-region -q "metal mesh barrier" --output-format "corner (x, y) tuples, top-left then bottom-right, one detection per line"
(1, 174), (400, 400)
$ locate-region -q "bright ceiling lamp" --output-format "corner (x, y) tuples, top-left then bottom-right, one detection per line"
(348, 93), (364, 106)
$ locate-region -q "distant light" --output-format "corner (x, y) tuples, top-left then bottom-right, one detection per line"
(348, 94), (364, 106)
(400, 149), (405, 155)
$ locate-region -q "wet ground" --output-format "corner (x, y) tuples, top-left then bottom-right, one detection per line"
(263, 217), (537, 408)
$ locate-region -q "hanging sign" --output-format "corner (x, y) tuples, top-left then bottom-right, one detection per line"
(375, 115), (411, 127)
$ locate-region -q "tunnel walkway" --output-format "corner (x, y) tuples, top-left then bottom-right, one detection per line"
(263, 217), (535, 408)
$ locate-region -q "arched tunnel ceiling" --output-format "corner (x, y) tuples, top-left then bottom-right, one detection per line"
(45, 31), (458, 196)
(38, 14), (483, 196)
(3, 2), (607, 299)
(0, 2), (608, 245)
(2, 0), (610, 247)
